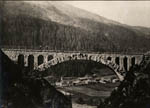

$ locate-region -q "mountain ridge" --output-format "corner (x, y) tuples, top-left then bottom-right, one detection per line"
(1, 1), (150, 53)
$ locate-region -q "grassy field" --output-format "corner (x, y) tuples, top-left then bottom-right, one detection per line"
(59, 82), (120, 106)
(72, 103), (97, 108)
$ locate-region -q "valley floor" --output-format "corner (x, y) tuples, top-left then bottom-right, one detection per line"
(72, 103), (97, 108)
(57, 82), (120, 107)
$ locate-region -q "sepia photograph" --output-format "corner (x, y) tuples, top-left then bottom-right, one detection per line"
(0, 1), (150, 108)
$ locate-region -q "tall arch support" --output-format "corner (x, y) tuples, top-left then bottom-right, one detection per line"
(35, 54), (124, 81)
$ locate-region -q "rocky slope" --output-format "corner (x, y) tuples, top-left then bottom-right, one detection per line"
(1, 1), (150, 53)
(98, 54), (150, 108)
(0, 49), (72, 108)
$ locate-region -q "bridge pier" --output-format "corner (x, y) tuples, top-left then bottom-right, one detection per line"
(127, 57), (132, 71)
(34, 55), (38, 69)
(111, 57), (116, 64)
(24, 55), (28, 67)
(135, 57), (143, 65)
(119, 57), (124, 71)
(44, 55), (48, 63)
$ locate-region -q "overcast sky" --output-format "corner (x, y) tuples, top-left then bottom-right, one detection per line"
(63, 1), (150, 27)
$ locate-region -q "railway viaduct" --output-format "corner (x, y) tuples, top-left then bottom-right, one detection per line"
(2, 48), (144, 81)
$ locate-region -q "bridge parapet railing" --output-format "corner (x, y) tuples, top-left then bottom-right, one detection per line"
(1, 48), (144, 55)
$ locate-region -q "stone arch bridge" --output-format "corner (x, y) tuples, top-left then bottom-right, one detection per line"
(2, 49), (144, 81)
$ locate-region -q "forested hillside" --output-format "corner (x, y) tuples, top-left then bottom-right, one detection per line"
(1, 1), (150, 53)
(1, 15), (115, 52)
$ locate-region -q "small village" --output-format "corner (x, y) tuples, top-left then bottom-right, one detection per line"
(53, 75), (119, 88)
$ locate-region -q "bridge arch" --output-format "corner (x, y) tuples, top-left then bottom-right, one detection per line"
(18, 54), (24, 67)
(36, 54), (124, 81)
(28, 55), (34, 70)
(107, 56), (112, 61)
(47, 55), (53, 61)
(123, 57), (128, 71)
(115, 57), (120, 65)
(38, 55), (44, 65)
(131, 57), (136, 66)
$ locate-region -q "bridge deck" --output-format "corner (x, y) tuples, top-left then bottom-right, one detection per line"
(1, 48), (144, 55)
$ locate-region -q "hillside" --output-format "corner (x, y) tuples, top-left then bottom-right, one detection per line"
(98, 55), (150, 108)
(1, 1), (150, 53)
(0, 49), (72, 108)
